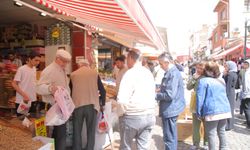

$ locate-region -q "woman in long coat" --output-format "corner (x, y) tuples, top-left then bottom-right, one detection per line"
(223, 61), (238, 131)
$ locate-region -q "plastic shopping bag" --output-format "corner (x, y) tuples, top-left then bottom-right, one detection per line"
(17, 101), (31, 115)
(45, 103), (66, 126)
(54, 87), (75, 120)
(97, 112), (109, 134)
(45, 86), (75, 126)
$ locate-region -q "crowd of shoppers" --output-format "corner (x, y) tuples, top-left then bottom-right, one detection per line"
(12, 46), (250, 150)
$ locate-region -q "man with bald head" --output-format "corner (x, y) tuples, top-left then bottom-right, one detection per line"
(36, 48), (72, 150)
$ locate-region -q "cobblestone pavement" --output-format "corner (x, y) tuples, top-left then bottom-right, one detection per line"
(108, 88), (250, 150)
(109, 113), (250, 150)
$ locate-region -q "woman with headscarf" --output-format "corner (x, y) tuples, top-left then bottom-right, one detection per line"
(223, 61), (238, 131)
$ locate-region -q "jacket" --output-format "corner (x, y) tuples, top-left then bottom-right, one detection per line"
(156, 65), (186, 118)
(196, 77), (231, 118)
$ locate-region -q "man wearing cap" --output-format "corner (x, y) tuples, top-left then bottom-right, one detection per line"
(70, 59), (106, 150)
(36, 48), (72, 150)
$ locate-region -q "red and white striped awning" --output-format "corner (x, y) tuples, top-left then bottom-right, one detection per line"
(33, 0), (165, 50)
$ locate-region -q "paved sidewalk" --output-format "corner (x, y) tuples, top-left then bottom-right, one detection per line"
(106, 113), (250, 150)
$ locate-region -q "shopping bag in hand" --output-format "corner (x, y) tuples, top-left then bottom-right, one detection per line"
(17, 101), (31, 115)
(97, 111), (109, 134)
(45, 86), (75, 126)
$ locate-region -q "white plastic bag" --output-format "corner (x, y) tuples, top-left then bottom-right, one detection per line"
(45, 86), (75, 126)
(97, 112), (109, 134)
(17, 101), (31, 115)
(54, 87), (75, 120)
(22, 117), (32, 128)
(45, 103), (65, 126)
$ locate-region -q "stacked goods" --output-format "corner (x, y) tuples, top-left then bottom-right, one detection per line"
(0, 73), (15, 108)
(0, 119), (43, 150)
(7, 96), (16, 108)
(15, 24), (32, 40)
(105, 85), (116, 99)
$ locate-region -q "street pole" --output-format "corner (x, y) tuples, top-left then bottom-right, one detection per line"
(244, 0), (250, 59)
(244, 19), (247, 60)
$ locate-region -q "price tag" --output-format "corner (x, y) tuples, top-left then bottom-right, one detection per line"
(34, 117), (47, 137)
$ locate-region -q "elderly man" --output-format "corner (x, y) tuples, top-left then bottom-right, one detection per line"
(36, 49), (72, 150)
(117, 50), (156, 149)
(70, 59), (106, 150)
(155, 53), (185, 150)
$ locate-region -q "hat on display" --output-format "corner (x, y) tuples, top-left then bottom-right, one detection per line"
(56, 49), (72, 61)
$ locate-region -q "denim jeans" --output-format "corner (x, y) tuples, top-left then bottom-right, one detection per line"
(205, 119), (228, 150)
(162, 116), (178, 150)
(119, 114), (155, 150)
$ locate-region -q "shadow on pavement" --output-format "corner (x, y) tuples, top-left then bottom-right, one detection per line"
(231, 115), (250, 136)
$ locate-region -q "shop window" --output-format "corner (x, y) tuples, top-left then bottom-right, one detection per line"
(98, 49), (112, 74)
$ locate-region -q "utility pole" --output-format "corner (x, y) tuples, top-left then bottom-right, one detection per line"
(244, 20), (248, 59)
(244, 0), (250, 59)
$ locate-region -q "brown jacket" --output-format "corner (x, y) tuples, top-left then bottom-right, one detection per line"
(70, 66), (105, 111)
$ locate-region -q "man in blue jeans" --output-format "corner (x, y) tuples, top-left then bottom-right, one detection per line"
(155, 53), (186, 150)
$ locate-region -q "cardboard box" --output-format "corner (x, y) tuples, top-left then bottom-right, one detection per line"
(178, 107), (192, 120)
(177, 119), (205, 142)
(33, 136), (54, 150)
(177, 119), (193, 142)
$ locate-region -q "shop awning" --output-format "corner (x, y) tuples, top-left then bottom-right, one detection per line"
(214, 44), (243, 60)
(33, 0), (166, 50)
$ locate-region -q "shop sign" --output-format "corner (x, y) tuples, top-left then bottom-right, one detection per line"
(51, 27), (60, 38)
(75, 56), (85, 64)
(34, 117), (47, 137)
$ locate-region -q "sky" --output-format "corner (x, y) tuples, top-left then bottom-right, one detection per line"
(141, 0), (218, 55)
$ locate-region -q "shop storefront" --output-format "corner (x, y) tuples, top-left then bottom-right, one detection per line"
(0, 0), (165, 149)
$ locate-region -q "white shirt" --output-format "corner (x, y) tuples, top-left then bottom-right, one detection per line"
(117, 63), (156, 115)
(153, 65), (165, 85)
(14, 65), (37, 103)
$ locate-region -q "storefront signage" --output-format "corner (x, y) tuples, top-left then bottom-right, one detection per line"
(51, 27), (60, 38)
(75, 56), (85, 64)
